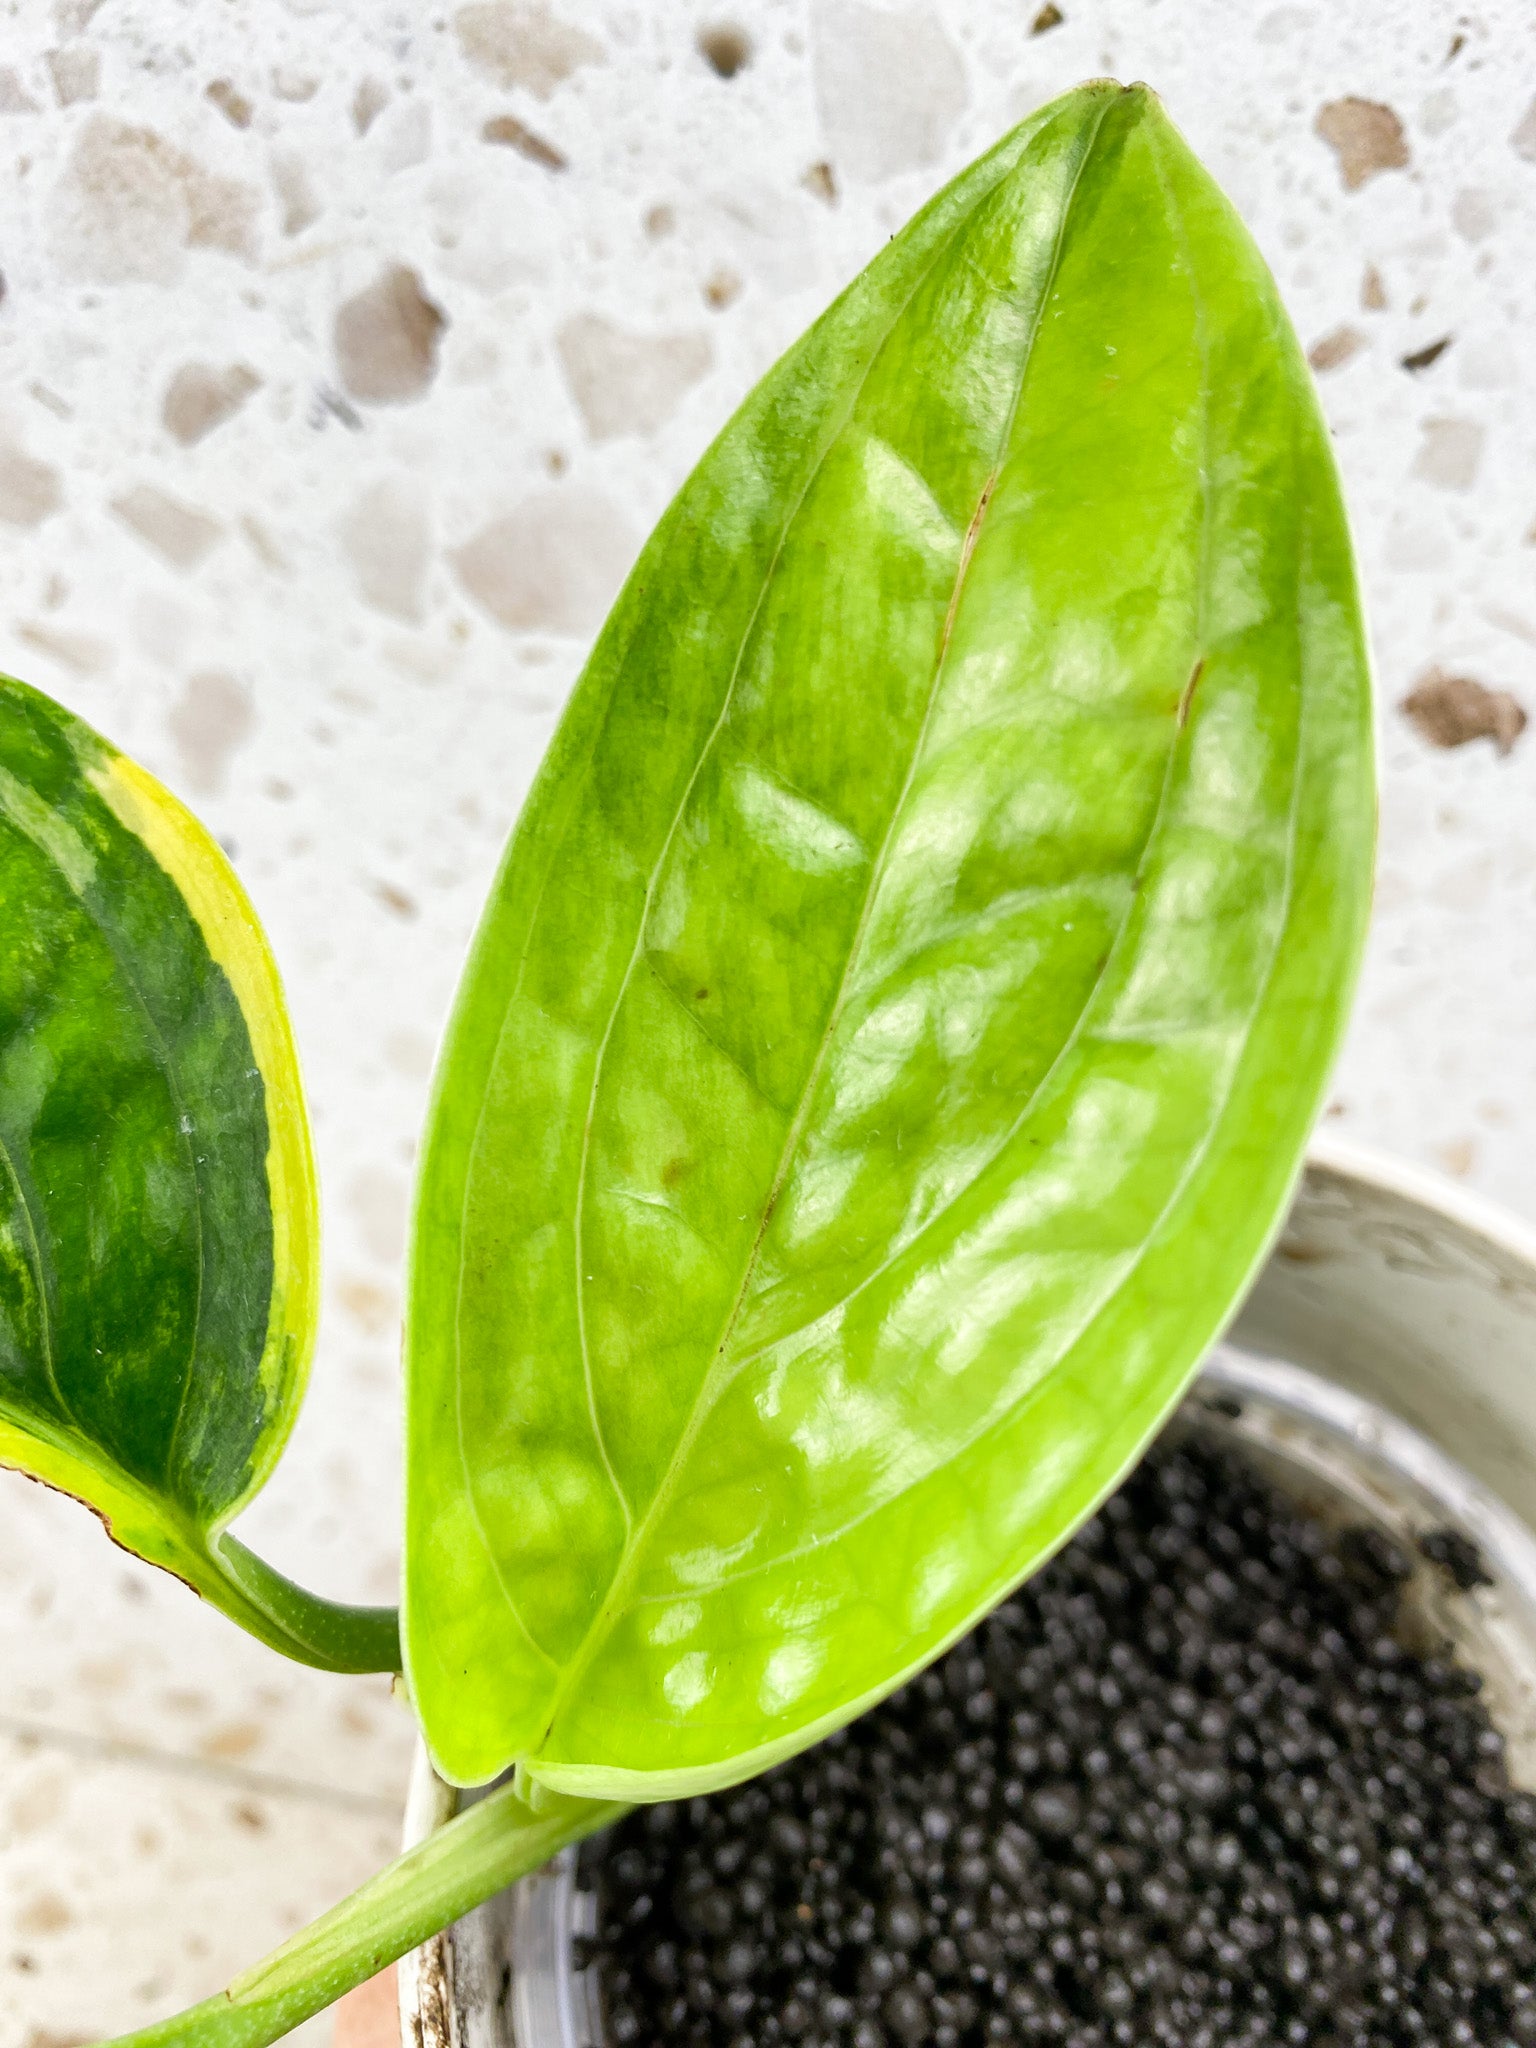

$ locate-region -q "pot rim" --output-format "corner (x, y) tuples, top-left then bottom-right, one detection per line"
(1305, 1131), (1536, 1276)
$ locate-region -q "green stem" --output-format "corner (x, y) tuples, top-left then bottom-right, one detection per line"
(0, 1436), (401, 1674)
(96, 1780), (629, 2048)
(209, 1534), (401, 1673)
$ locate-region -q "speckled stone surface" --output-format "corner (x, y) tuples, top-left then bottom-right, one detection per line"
(0, 0), (1532, 2040)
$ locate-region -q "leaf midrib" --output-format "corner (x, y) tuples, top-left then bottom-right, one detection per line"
(529, 98), (1116, 1762)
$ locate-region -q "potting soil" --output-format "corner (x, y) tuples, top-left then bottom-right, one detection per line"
(584, 1434), (1536, 2047)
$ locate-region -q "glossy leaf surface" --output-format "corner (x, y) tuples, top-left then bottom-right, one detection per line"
(0, 676), (397, 1672)
(406, 81), (1374, 1792)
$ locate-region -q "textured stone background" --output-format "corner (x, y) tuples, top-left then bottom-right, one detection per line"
(0, 0), (1532, 2039)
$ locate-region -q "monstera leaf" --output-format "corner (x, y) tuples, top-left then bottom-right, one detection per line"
(404, 78), (1374, 1793)
(0, 676), (396, 1672)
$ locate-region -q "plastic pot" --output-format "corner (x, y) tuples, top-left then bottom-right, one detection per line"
(398, 1138), (1536, 2047)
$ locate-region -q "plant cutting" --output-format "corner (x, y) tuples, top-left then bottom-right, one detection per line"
(0, 79), (1373, 2047)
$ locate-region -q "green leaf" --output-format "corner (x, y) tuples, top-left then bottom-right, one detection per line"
(0, 676), (397, 1672)
(405, 79), (1374, 1793)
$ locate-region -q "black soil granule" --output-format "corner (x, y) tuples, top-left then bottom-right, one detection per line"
(1419, 1527), (1496, 1594)
(584, 1435), (1536, 2048)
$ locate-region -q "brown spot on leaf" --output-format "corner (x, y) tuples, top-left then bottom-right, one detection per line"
(1401, 335), (1452, 373)
(162, 362), (261, 445)
(697, 23), (752, 77)
(1512, 96), (1536, 162)
(46, 45), (98, 106)
(1030, 2), (1064, 30)
(453, 3), (603, 98)
(335, 265), (447, 405)
(801, 160), (838, 205)
(1307, 324), (1365, 373)
(662, 1156), (691, 1188)
(0, 442), (63, 527)
(1401, 667), (1526, 755)
(112, 484), (223, 570)
(556, 312), (711, 440)
(1360, 264), (1387, 310)
(644, 202), (676, 238)
(231, 1799), (267, 1831)
(452, 487), (636, 635)
(204, 78), (252, 128)
(1177, 657), (1204, 729)
(482, 113), (566, 168)
(168, 670), (254, 795)
(1314, 97), (1409, 190)
(704, 265), (742, 310)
